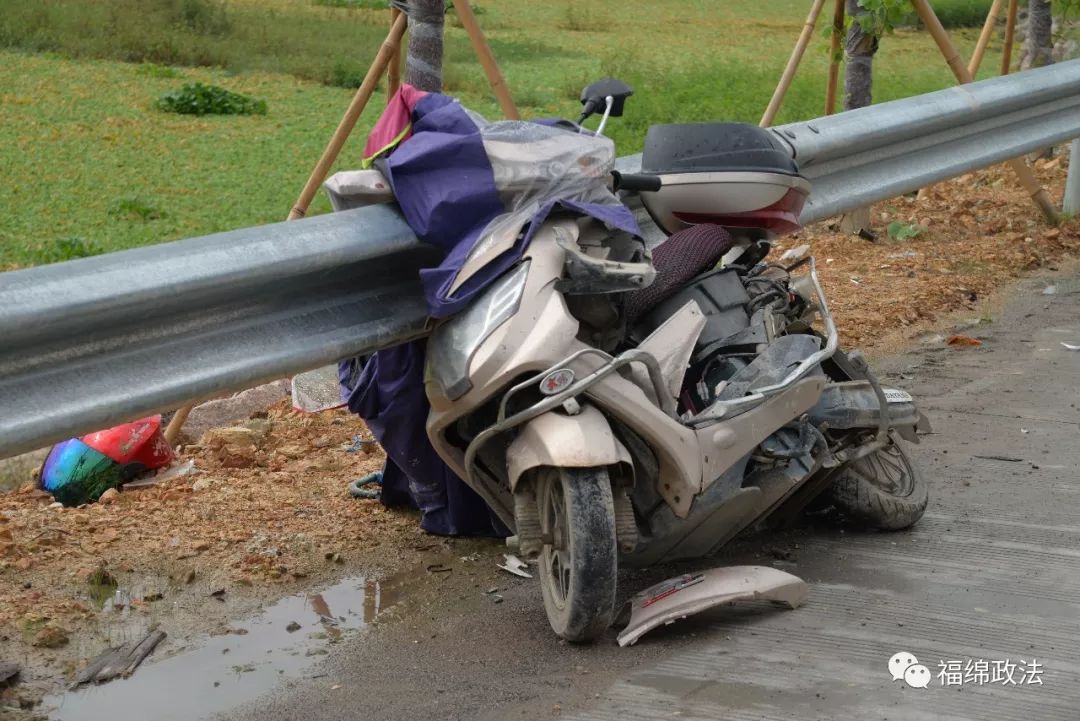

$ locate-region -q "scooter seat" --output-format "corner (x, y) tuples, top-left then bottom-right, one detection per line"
(624, 223), (734, 326)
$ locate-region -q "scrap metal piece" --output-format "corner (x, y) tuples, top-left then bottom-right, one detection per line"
(616, 565), (807, 647)
(498, 554), (533, 578)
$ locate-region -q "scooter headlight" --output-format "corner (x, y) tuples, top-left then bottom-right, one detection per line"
(427, 261), (530, 401)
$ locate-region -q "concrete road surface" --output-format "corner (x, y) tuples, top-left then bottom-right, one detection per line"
(226, 272), (1080, 721)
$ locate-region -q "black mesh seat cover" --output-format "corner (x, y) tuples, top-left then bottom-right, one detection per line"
(624, 224), (734, 325)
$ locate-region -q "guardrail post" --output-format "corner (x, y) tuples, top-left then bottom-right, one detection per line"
(1066, 138), (1080, 216)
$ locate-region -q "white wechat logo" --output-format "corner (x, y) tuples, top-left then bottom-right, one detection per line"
(889, 651), (931, 688)
(905, 664), (932, 689)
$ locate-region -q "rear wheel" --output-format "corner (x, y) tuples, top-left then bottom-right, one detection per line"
(536, 466), (617, 642)
(830, 435), (928, 530)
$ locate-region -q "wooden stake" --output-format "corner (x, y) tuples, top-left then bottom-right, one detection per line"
(909, 0), (1059, 224)
(761, 0), (828, 127)
(825, 0), (845, 115)
(162, 403), (192, 446)
(1000, 0), (1019, 75)
(387, 6), (403, 102)
(287, 11), (407, 221)
(968, 0), (1004, 77)
(450, 0), (519, 119)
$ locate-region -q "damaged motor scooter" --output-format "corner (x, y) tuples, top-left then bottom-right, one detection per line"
(333, 79), (929, 642)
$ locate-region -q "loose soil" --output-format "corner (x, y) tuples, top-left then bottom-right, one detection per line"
(1, 154), (1077, 713)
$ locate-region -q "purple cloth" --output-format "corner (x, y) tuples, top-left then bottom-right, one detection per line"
(341, 93), (640, 536)
(383, 95), (640, 319)
(339, 346), (506, 537)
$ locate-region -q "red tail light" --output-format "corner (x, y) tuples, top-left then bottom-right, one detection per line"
(673, 187), (807, 236)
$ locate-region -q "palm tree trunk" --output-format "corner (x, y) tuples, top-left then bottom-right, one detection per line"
(1021, 0), (1054, 70)
(843, 0), (879, 110)
(841, 0), (879, 234)
(404, 0), (444, 92)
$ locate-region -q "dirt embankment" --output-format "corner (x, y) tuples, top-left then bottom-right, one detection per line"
(1, 155), (1077, 711)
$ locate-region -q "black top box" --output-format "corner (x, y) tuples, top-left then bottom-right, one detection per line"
(641, 122), (800, 176)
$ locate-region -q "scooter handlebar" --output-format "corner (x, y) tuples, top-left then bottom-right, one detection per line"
(611, 171), (662, 193)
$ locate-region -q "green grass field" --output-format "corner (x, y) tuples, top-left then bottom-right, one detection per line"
(0, 0), (1007, 268)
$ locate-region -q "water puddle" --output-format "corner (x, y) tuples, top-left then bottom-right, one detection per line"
(44, 574), (404, 721)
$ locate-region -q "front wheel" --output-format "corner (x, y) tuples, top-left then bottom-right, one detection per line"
(830, 435), (928, 530)
(536, 466), (617, 642)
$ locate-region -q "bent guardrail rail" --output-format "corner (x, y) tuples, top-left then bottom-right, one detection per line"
(2, 59), (1079, 459)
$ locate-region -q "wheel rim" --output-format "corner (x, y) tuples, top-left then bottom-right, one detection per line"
(539, 471), (571, 610)
(852, 441), (914, 497)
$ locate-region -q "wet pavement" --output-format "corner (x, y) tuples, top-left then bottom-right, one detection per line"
(43, 271), (1080, 721)
(44, 574), (401, 721)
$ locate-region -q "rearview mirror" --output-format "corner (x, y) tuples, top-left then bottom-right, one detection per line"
(579, 78), (633, 120)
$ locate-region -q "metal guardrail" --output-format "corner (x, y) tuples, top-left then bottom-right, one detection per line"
(776, 59), (1080, 223)
(0, 205), (440, 458)
(2, 60), (1080, 459)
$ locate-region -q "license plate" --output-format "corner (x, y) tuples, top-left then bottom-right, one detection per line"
(883, 388), (913, 403)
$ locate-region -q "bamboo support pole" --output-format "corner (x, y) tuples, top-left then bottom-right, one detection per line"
(1000, 0), (1019, 75)
(909, 0), (1059, 224)
(968, 0), (1004, 77)
(162, 403), (192, 446)
(825, 0), (846, 115)
(761, 0), (828, 127)
(287, 11), (407, 221)
(450, 0), (519, 119)
(387, 6), (403, 102)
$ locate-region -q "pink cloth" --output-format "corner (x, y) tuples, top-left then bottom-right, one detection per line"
(362, 84), (429, 161)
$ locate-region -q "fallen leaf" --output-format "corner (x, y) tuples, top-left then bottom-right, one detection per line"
(947, 335), (982, 347)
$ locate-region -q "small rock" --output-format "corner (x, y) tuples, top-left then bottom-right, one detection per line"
(492, 595), (504, 604)
(14, 558), (32, 571)
(98, 488), (120, 505)
(305, 648), (328, 657)
(240, 418), (273, 441)
(285, 621), (302, 633)
(31, 624), (69, 648)
(200, 426), (261, 449)
(219, 445), (256, 469)
(311, 436), (332, 449)
(192, 478), (213, 492)
(184, 569), (196, 584)
(192, 541), (211, 552)
(0, 661), (20, 685)
(278, 445), (305, 460)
